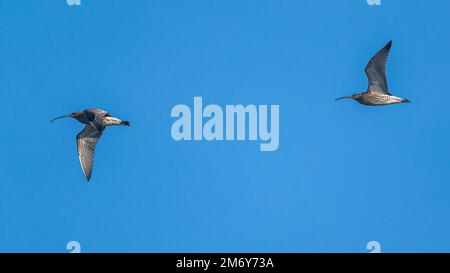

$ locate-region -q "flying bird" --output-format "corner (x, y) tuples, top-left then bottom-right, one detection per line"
(51, 109), (130, 181)
(335, 40), (410, 106)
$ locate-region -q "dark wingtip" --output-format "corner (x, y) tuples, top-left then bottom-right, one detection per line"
(403, 98), (410, 103)
(386, 40), (392, 49)
(121, 121), (131, 126)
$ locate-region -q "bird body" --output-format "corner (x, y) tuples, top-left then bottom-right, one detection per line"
(353, 93), (408, 106)
(52, 109), (130, 181)
(336, 40), (410, 106)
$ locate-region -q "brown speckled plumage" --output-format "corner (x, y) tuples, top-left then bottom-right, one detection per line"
(51, 109), (130, 181)
(335, 40), (410, 106)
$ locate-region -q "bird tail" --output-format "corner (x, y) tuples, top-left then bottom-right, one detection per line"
(401, 98), (410, 103)
(104, 116), (131, 126)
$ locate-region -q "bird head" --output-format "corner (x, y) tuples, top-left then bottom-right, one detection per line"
(335, 93), (361, 102)
(50, 111), (82, 122)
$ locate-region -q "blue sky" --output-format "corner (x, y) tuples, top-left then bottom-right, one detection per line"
(1, 0), (450, 253)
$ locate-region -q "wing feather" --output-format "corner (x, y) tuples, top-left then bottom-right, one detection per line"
(364, 40), (392, 95)
(76, 124), (103, 181)
(83, 109), (108, 131)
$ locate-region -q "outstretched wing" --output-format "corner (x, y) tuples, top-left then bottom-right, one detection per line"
(364, 40), (392, 95)
(76, 124), (104, 181)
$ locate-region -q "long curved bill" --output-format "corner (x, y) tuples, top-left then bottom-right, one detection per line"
(335, 96), (352, 101)
(50, 114), (73, 122)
